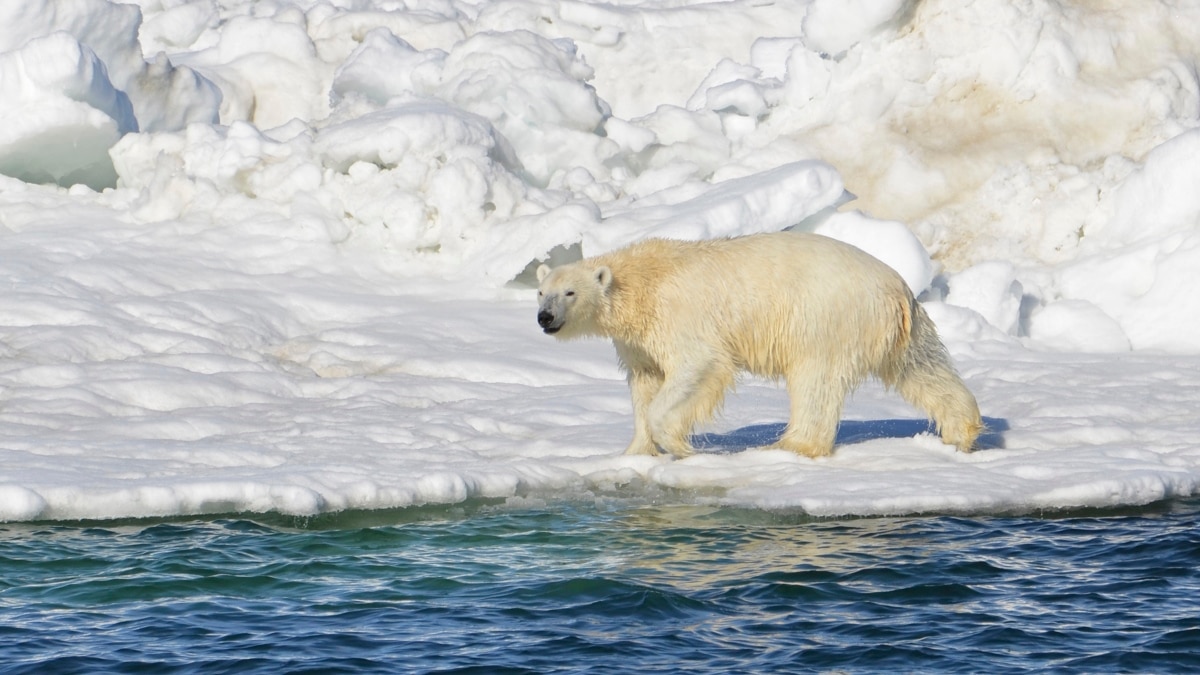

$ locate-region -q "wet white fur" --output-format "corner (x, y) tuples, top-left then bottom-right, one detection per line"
(536, 232), (982, 458)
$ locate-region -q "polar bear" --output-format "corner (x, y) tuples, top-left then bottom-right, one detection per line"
(535, 232), (982, 458)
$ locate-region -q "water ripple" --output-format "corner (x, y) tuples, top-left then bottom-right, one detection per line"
(1, 498), (1199, 673)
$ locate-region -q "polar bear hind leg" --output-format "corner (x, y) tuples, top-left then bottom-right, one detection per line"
(776, 361), (853, 458)
(889, 303), (984, 452)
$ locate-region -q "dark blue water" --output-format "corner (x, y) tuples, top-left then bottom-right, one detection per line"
(2, 497), (1199, 674)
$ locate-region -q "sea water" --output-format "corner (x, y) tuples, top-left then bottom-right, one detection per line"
(2, 496), (1199, 673)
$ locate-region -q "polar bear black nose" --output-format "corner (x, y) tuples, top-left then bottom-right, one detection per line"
(537, 310), (554, 327)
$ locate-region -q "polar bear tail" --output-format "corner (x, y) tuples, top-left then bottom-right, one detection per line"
(889, 299), (984, 452)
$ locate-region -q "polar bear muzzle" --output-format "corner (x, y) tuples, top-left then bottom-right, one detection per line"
(537, 308), (561, 334)
(537, 292), (568, 334)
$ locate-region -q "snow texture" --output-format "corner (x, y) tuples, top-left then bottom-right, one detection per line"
(1, 0), (1199, 521)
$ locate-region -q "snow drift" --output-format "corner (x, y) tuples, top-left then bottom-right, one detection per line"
(1, 0), (1199, 521)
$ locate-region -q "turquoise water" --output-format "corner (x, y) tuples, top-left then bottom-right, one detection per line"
(2, 497), (1199, 673)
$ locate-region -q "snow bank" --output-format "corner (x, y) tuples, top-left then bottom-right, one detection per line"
(0, 0), (219, 189)
(812, 210), (934, 295)
(0, 32), (134, 189)
(593, 160), (845, 253)
(1048, 130), (1200, 351)
(1, 0), (1199, 522)
(801, 0), (911, 56)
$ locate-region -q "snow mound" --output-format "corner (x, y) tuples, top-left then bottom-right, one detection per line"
(0, 0), (219, 189)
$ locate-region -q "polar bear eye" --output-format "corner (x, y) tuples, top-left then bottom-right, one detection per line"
(565, 291), (575, 297)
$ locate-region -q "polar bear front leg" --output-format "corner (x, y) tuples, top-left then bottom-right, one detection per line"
(647, 360), (734, 458)
(623, 368), (663, 456)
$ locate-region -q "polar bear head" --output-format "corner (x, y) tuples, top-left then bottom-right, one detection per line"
(535, 262), (613, 339)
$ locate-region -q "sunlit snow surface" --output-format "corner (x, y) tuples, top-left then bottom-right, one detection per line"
(2, 0), (1200, 521)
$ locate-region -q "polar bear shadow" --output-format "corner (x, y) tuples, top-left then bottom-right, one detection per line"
(691, 417), (1009, 454)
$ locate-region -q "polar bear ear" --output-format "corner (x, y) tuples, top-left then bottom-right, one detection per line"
(594, 266), (613, 292)
(536, 264), (551, 282)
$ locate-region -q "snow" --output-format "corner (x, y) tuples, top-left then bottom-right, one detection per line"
(1, 0), (1199, 521)
(0, 1), (219, 190)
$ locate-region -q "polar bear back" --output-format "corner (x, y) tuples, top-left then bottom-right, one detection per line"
(593, 232), (914, 378)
